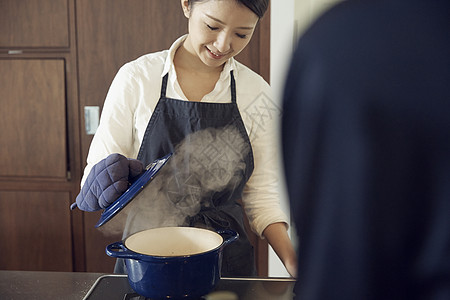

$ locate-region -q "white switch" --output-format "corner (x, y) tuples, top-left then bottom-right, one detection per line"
(84, 106), (100, 135)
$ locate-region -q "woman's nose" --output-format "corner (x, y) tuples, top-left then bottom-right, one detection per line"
(214, 32), (232, 54)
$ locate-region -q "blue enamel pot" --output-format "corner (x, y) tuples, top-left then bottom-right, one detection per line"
(106, 227), (238, 299)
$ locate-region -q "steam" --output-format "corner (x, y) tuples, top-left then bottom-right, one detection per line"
(99, 126), (250, 238)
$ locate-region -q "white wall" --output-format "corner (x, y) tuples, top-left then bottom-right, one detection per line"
(269, 0), (344, 277)
(269, 0), (296, 278)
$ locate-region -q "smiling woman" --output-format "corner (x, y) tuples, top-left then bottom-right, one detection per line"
(175, 0), (260, 100)
(75, 0), (297, 278)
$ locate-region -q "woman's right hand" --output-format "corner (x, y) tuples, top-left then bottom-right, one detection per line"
(74, 153), (143, 211)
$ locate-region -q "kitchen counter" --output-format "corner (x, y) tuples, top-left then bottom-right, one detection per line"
(0, 270), (296, 299)
(0, 270), (104, 300)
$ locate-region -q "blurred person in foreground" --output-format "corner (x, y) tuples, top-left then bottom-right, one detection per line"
(282, 0), (450, 299)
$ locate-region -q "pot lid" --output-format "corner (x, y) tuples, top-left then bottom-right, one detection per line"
(95, 153), (172, 228)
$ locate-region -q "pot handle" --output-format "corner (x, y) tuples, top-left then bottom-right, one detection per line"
(105, 241), (138, 259)
(217, 229), (239, 247)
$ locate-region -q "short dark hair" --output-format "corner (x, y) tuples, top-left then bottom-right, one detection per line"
(188, 0), (269, 18)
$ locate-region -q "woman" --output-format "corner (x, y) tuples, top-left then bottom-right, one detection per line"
(75, 0), (296, 277)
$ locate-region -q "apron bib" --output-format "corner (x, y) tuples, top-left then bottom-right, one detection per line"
(115, 71), (256, 276)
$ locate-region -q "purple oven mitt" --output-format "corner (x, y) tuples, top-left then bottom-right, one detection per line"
(73, 153), (144, 212)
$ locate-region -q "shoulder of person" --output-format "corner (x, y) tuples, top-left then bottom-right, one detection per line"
(233, 60), (273, 113)
(117, 49), (169, 79)
(233, 60), (270, 90)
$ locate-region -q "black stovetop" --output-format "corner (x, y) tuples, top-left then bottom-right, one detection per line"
(83, 274), (295, 300)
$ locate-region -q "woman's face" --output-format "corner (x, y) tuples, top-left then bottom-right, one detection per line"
(182, 0), (259, 70)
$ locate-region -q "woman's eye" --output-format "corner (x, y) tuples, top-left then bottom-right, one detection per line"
(236, 33), (247, 39)
(207, 24), (218, 31)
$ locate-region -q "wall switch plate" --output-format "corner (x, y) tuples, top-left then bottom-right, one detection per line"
(84, 106), (100, 135)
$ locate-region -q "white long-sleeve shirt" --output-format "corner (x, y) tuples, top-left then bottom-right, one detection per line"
(81, 35), (287, 237)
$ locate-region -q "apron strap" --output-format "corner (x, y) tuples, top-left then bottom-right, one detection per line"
(230, 70), (237, 104)
(161, 73), (169, 98)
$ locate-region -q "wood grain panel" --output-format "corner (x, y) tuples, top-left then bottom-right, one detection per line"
(83, 211), (123, 273)
(0, 59), (67, 179)
(76, 0), (187, 160)
(0, 0), (69, 48)
(0, 191), (73, 271)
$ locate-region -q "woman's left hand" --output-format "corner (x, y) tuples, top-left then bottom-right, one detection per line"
(283, 254), (298, 278)
(263, 222), (298, 278)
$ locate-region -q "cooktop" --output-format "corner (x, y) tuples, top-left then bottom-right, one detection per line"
(83, 274), (295, 300)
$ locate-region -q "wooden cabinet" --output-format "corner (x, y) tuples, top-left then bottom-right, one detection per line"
(0, 191), (73, 271)
(0, 0), (270, 276)
(0, 0), (69, 48)
(0, 59), (67, 179)
(0, 0), (82, 272)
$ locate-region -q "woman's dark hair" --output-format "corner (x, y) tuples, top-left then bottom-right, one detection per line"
(188, 0), (269, 18)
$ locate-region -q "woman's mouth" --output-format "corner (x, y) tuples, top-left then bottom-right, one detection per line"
(206, 47), (227, 60)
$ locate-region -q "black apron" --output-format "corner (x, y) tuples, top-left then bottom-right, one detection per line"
(115, 71), (256, 276)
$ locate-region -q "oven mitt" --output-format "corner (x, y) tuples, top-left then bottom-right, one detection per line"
(74, 153), (144, 212)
